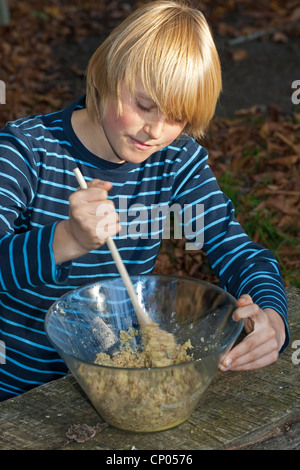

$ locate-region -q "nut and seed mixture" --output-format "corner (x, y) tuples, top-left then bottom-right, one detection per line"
(75, 324), (206, 432)
(95, 323), (193, 368)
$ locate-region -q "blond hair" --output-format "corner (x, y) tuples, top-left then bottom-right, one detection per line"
(86, 0), (222, 139)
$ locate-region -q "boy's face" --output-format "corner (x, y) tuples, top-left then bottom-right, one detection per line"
(98, 81), (187, 164)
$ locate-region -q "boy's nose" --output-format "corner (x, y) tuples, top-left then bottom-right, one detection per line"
(144, 116), (165, 140)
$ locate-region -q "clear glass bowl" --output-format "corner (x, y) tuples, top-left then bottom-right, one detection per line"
(45, 275), (244, 432)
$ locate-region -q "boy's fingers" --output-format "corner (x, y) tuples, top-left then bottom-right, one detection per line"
(219, 326), (279, 371)
(87, 179), (113, 191)
(96, 212), (120, 241)
(74, 179), (113, 197)
(233, 303), (261, 321)
(236, 294), (253, 306)
(74, 186), (111, 203)
(233, 294), (256, 322)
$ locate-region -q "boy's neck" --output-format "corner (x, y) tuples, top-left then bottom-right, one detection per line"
(71, 108), (125, 164)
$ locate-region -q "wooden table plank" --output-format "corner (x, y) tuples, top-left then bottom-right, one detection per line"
(0, 286), (299, 450)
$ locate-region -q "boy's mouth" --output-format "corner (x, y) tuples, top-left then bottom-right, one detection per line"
(129, 136), (153, 150)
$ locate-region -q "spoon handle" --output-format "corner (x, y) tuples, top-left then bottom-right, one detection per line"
(73, 168), (152, 326)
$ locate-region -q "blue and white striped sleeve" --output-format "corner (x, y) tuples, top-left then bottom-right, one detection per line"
(172, 140), (289, 351)
(0, 125), (69, 290)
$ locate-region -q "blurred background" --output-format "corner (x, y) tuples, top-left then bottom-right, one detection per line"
(0, 0), (299, 286)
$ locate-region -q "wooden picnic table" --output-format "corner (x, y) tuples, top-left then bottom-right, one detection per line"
(0, 285), (299, 451)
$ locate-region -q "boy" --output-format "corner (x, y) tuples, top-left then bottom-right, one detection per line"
(0, 1), (288, 401)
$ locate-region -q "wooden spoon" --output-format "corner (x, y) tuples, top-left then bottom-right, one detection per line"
(73, 167), (152, 327)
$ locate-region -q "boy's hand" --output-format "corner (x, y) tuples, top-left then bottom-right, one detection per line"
(219, 294), (286, 371)
(53, 179), (120, 263)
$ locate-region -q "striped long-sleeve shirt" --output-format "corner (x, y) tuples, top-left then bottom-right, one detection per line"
(0, 96), (289, 400)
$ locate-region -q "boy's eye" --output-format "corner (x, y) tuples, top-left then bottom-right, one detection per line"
(136, 101), (151, 112)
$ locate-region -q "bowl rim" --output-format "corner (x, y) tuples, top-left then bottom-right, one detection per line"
(45, 274), (245, 371)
